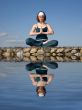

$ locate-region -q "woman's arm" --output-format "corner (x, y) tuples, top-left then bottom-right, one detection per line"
(29, 24), (41, 36)
(42, 24), (54, 35)
(42, 74), (54, 84)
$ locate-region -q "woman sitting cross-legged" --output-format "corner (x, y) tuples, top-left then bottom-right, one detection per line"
(26, 11), (58, 47)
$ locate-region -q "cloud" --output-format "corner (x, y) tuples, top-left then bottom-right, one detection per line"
(0, 32), (8, 37)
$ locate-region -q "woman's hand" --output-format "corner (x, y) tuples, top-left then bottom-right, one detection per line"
(39, 27), (43, 34)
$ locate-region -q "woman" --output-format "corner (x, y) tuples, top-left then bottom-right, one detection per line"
(29, 65), (54, 97)
(26, 11), (58, 47)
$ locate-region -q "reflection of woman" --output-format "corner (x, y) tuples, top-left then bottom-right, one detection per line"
(29, 66), (54, 97)
(26, 61), (58, 97)
(26, 11), (58, 47)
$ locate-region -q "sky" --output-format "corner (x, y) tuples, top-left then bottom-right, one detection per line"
(0, 0), (82, 47)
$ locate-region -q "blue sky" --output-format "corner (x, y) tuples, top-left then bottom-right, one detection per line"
(0, 0), (82, 47)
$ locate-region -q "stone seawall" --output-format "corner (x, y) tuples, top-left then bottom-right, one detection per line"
(0, 47), (82, 62)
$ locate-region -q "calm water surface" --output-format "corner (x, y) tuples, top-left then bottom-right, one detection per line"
(0, 61), (82, 110)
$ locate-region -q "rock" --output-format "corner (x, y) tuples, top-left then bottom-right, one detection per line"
(74, 53), (81, 57)
(64, 56), (71, 61)
(71, 56), (77, 60)
(30, 48), (37, 53)
(50, 48), (57, 53)
(45, 53), (51, 56)
(37, 48), (44, 55)
(52, 53), (56, 56)
(64, 48), (71, 53)
(56, 56), (64, 62)
(65, 52), (72, 57)
(56, 48), (64, 53)
(50, 56), (57, 62)
(16, 50), (23, 59)
(43, 47), (51, 53)
(30, 56), (37, 62)
(71, 49), (77, 54)
(23, 48), (31, 52)
(80, 56), (82, 61)
(3, 52), (11, 57)
(6, 48), (11, 53)
(80, 49), (82, 55)
(37, 55), (44, 61)
(23, 57), (30, 61)
(57, 53), (64, 56)
(23, 52), (30, 57)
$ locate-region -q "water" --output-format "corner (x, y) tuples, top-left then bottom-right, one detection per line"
(0, 61), (82, 110)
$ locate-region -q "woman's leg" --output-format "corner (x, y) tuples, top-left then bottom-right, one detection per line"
(25, 38), (43, 47)
(43, 40), (58, 47)
(25, 62), (42, 71)
(43, 61), (58, 69)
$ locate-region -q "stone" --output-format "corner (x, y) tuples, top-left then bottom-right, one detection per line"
(52, 53), (56, 56)
(71, 49), (77, 54)
(45, 53), (51, 56)
(3, 52), (10, 57)
(74, 53), (81, 57)
(64, 48), (71, 53)
(23, 52), (30, 57)
(57, 53), (64, 56)
(56, 48), (64, 53)
(50, 56), (57, 62)
(30, 56), (37, 62)
(80, 49), (82, 55)
(37, 55), (44, 61)
(56, 56), (64, 62)
(50, 48), (57, 53)
(23, 48), (31, 52)
(23, 57), (30, 61)
(30, 48), (37, 53)
(65, 52), (72, 57)
(37, 49), (44, 55)
(16, 50), (23, 59)
(71, 56), (77, 60)
(43, 47), (51, 53)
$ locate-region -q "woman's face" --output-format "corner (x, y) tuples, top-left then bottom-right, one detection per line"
(38, 15), (45, 22)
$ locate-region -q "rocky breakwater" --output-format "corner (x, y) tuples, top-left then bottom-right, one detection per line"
(0, 47), (82, 62)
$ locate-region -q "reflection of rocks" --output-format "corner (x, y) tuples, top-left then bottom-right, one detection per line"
(0, 47), (82, 62)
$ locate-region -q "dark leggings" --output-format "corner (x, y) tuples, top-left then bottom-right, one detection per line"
(25, 61), (58, 71)
(26, 38), (58, 47)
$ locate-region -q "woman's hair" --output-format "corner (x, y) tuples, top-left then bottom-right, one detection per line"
(36, 86), (46, 96)
(36, 11), (46, 22)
